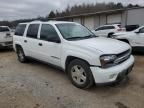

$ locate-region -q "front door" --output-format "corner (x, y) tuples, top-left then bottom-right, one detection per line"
(38, 24), (62, 67)
(137, 27), (144, 47)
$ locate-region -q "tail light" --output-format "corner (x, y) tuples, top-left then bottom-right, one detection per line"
(117, 28), (122, 31)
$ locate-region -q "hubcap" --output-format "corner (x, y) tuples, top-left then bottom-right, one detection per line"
(71, 65), (86, 85)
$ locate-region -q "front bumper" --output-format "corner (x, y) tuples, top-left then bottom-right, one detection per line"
(90, 55), (134, 84)
(0, 41), (13, 47)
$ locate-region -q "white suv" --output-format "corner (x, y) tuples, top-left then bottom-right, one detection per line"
(0, 26), (12, 48)
(113, 26), (144, 51)
(92, 24), (125, 38)
(13, 21), (134, 89)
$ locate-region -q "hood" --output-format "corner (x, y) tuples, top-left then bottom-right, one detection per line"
(69, 37), (130, 54)
(113, 31), (135, 39)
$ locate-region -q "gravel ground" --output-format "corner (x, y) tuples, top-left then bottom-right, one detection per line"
(0, 49), (144, 108)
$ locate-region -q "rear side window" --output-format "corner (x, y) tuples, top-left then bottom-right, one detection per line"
(0, 27), (9, 32)
(15, 24), (26, 36)
(26, 24), (39, 39)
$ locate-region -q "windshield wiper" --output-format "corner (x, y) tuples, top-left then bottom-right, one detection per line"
(66, 37), (84, 40)
(66, 35), (97, 40)
(83, 34), (97, 38)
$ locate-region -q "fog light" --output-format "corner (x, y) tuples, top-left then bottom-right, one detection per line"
(109, 74), (117, 79)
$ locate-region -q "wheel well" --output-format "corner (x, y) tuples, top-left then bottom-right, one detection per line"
(15, 44), (22, 52)
(108, 32), (114, 37)
(118, 39), (129, 44)
(65, 56), (90, 72)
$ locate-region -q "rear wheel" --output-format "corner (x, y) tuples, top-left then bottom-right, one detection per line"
(108, 33), (114, 38)
(16, 47), (27, 63)
(68, 59), (94, 89)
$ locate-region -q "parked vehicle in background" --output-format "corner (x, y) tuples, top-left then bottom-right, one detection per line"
(125, 25), (139, 31)
(0, 26), (13, 48)
(13, 21), (134, 89)
(112, 26), (144, 51)
(92, 24), (125, 38)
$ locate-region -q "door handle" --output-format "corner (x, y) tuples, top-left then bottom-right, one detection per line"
(38, 43), (43, 46)
(24, 40), (27, 43)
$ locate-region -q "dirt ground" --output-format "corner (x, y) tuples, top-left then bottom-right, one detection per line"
(0, 49), (144, 108)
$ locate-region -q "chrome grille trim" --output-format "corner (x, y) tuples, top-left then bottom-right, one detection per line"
(114, 49), (131, 64)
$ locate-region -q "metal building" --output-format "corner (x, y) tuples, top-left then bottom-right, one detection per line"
(53, 7), (144, 30)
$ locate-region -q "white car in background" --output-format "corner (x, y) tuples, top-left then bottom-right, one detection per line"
(0, 26), (13, 48)
(113, 26), (144, 51)
(92, 24), (125, 38)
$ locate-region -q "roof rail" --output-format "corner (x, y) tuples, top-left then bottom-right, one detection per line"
(31, 20), (42, 22)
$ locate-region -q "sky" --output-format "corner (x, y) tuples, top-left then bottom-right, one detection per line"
(0, 0), (144, 21)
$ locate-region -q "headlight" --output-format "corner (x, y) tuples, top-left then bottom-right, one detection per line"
(100, 55), (117, 68)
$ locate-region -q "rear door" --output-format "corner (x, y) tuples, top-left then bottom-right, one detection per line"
(24, 24), (40, 58)
(14, 24), (27, 50)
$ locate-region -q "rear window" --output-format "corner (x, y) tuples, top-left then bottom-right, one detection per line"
(0, 27), (10, 32)
(117, 25), (122, 28)
(15, 24), (26, 36)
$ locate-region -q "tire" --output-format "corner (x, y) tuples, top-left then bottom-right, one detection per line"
(67, 59), (94, 89)
(16, 46), (27, 63)
(108, 33), (114, 38)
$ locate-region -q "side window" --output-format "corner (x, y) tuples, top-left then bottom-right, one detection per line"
(104, 26), (115, 30)
(40, 24), (59, 42)
(26, 24), (39, 39)
(96, 26), (115, 31)
(95, 27), (104, 31)
(139, 27), (144, 33)
(15, 24), (26, 36)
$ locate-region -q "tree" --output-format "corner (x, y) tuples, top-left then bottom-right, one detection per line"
(48, 11), (56, 19)
(117, 3), (123, 8)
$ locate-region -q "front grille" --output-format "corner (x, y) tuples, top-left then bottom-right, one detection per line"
(5, 42), (12, 45)
(114, 49), (131, 64)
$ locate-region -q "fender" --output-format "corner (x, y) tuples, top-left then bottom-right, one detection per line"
(13, 41), (23, 51)
(61, 49), (101, 70)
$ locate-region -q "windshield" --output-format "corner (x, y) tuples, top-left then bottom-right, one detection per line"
(56, 23), (96, 40)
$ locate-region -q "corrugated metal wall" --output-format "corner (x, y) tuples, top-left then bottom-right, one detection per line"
(127, 8), (144, 26)
(71, 8), (144, 30)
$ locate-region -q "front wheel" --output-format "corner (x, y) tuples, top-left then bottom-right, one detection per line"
(68, 59), (94, 89)
(16, 47), (27, 63)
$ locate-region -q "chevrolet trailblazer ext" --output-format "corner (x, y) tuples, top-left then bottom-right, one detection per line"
(13, 21), (134, 89)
